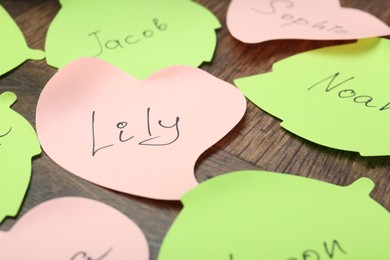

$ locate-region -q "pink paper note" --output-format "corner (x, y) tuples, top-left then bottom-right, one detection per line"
(36, 58), (246, 200)
(227, 0), (390, 43)
(0, 197), (149, 259)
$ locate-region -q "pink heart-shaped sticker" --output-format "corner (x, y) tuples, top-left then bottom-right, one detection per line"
(36, 58), (246, 200)
(0, 197), (149, 259)
(227, 0), (390, 43)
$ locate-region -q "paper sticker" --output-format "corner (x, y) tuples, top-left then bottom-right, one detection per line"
(0, 197), (149, 259)
(0, 92), (41, 223)
(0, 5), (44, 76)
(159, 170), (390, 259)
(227, 0), (390, 43)
(235, 38), (390, 156)
(45, 0), (220, 79)
(36, 57), (246, 200)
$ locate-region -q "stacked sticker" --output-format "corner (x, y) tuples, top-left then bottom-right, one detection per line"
(45, 0), (220, 79)
(159, 170), (390, 259)
(227, 0), (390, 43)
(236, 38), (390, 156)
(0, 92), (41, 222)
(36, 57), (246, 200)
(0, 4), (44, 76)
(0, 197), (149, 259)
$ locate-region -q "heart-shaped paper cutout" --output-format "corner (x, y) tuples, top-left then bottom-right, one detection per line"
(45, 0), (220, 79)
(0, 92), (41, 223)
(227, 0), (390, 43)
(0, 5), (44, 76)
(235, 38), (390, 156)
(0, 197), (149, 259)
(159, 170), (390, 259)
(36, 57), (246, 200)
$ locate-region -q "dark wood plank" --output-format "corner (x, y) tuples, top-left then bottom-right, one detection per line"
(0, 0), (389, 259)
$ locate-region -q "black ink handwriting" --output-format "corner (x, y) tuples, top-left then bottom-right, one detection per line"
(251, 0), (347, 33)
(307, 72), (390, 111)
(307, 72), (355, 92)
(288, 239), (347, 260)
(89, 18), (167, 57)
(0, 127), (12, 138)
(302, 249), (320, 260)
(324, 240), (347, 258)
(251, 0), (294, 15)
(70, 247), (113, 260)
(138, 107), (180, 146)
(0, 127), (12, 146)
(117, 121), (134, 142)
(92, 111), (114, 156)
(91, 107), (180, 156)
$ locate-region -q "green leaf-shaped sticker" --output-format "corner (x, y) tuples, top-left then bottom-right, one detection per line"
(0, 5), (44, 76)
(0, 92), (41, 223)
(235, 38), (390, 156)
(45, 0), (220, 79)
(159, 170), (390, 259)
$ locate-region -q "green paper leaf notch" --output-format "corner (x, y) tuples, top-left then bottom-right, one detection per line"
(0, 5), (44, 76)
(45, 0), (220, 79)
(235, 38), (390, 156)
(159, 170), (390, 259)
(0, 92), (41, 223)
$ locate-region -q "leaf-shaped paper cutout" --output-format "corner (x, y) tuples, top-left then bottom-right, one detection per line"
(36, 57), (246, 200)
(45, 0), (220, 79)
(0, 92), (41, 223)
(0, 197), (149, 259)
(227, 0), (390, 43)
(0, 5), (44, 76)
(235, 38), (390, 156)
(159, 170), (390, 259)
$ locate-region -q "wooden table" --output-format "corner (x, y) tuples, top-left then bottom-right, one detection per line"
(1, 0), (389, 259)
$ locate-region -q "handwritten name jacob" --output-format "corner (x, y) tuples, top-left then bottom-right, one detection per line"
(88, 18), (167, 57)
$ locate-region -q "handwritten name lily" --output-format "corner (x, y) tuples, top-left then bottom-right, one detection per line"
(91, 107), (180, 156)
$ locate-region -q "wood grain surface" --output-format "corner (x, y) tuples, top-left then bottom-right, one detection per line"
(1, 0), (390, 259)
